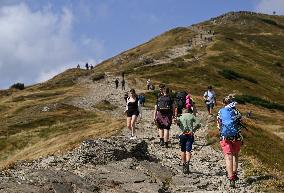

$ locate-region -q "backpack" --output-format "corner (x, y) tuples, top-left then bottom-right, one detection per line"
(185, 95), (192, 110)
(138, 95), (145, 103)
(219, 107), (238, 137)
(157, 95), (172, 112)
(176, 91), (187, 110)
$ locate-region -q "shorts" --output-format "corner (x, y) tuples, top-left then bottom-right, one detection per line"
(206, 103), (214, 111)
(156, 111), (172, 130)
(179, 134), (194, 152)
(127, 110), (139, 117)
(220, 140), (242, 154)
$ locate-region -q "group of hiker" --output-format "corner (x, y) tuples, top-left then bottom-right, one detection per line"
(114, 78), (125, 90)
(76, 63), (94, 70)
(123, 82), (244, 188)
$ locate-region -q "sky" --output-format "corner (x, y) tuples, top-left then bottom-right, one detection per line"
(0, 0), (283, 89)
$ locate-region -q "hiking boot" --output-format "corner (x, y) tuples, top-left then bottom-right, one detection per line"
(229, 179), (235, 188)
(233, 173), (239, 181)
(182, 162), (189, 174)
(164, 142), (169, 148)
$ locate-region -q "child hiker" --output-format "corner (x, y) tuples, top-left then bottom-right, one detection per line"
(175, 108), (196, 174)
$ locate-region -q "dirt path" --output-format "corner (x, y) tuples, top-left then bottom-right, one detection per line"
(71, 74), (259, 192)
(0, 74), (260, 193)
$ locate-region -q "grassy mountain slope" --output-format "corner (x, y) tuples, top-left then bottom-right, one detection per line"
(0, 11), (283, 191)
(0, 69), (123, 168)
(95, 11), (284, 191)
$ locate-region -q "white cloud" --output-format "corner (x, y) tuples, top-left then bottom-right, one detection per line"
(255, 0), (284, 15)
(0, 3), (104, 89)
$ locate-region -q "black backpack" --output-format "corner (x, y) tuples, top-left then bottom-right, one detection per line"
(176, 91), (187, 109)
(157, 95), (172, 112)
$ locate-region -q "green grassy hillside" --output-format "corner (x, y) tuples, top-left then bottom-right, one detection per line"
(95, 11), (284, 191)
(0, 11), (283, 191)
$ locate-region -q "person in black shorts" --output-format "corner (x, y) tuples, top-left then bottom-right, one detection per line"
(125, 89), (141, 139)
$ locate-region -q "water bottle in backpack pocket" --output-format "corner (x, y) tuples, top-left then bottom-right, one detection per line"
(219, 107), (238, 137)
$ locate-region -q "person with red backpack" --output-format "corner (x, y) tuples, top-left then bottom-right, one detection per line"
(217, 96), (243, 188)
(153, 87), (175, 148)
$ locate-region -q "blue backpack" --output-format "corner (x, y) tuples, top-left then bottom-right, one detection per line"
(219, 107), (238, 137)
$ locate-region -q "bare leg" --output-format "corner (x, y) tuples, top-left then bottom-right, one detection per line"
(233, 154), (239, 174)
(181, 152), (186, 163)
(224, 154), (234, 178)
(164, 129), (170, 142)
(186, 152), (192, 162)
(159, 129), (164, 139)
(131, 115), (137, 136)
(127, 117), (132, 132)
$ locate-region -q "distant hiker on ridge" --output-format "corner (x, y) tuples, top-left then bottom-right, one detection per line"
(85, 62), (89, 70)
(114, 78), (119, 89)
(153, 86), (175, 148)
(125, 89), (141, 139)
(217, 96), (243, 188)
(77, 64), (80, 69)
(147, 79), (152, 90)
(203, 86), (216, 115)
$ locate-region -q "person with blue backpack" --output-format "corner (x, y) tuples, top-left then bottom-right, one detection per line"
(217, 96), (243, 188)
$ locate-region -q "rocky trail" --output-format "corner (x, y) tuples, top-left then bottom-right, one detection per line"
(0, 74), (260, 193)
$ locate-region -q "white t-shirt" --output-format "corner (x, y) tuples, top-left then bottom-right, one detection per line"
(204, 90), (216, 104)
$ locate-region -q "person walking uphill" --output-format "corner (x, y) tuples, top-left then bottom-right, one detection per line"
(217, 96), (243, 188)
(121, 79), (126, 90)
(125, 89), (141, 139)
(153, 87), (175, 148)
(203, 86), (216, 115)
(176, 108), (196, 174)
(114, 79), (119, 89)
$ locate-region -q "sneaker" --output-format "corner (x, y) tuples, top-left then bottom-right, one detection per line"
(229, 179), (235, 188)
(130, 135), (137, 140)
(159, 140), (164, 146)
(233, 173), (239, 181)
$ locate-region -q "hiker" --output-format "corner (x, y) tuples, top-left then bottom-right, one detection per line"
(149, 84), (155, 90)
(147, 79), (152, 90)
(217, 96), (243, 188)
(176, 90), (197, 117)
(122, 71), (125, 79)
(77, 64), (80, 69)
(85, 62), (89, 70)
(175, 107), (196, 174)
(114, 79), (119, 89)
(186, 90), (197, 116)
(125, 89), (141, 139)
(124, 92), (128, 103)
(203, 86), (217, 115)
(153, 87), (175, 148)
(138, 93), (145, 107)
(121, 79), (126, 90)
(90, 65), (94, 69)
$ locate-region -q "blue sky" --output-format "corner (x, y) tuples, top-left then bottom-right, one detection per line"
(0, 0), (283, 89)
